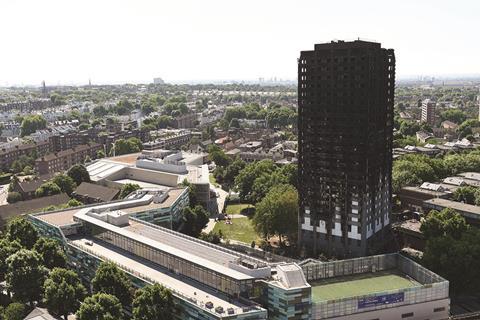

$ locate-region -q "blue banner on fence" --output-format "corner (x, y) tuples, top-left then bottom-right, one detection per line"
(358, 292), (404, 309)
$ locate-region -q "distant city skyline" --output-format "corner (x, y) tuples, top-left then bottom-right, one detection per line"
(0, 0), (479, 86)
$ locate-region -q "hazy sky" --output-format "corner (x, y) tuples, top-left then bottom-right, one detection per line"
(0, 0), (478, 85)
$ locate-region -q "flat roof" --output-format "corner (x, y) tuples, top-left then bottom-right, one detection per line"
(424, 198), (480, 216)
(108, 153), (142, 165)
(76, 211), (254, 281)
(122, 188), (186, 212)
(35, 208), (81, 227)
(70, 238), (263, 317)
(123, 220), (245, 276)
(113, 179), (171, 190)
(311, 270), (419, 302)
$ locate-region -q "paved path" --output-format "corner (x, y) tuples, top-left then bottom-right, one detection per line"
(203, 218), (217, 233)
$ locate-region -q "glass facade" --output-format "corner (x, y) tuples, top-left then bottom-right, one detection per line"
(87, 223), (254, 297)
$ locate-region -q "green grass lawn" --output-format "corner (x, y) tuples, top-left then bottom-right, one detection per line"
(212, 217), (259, 244)
(311, 270), (419, 302)
(209, 174), (220, 187)
(225, 203), (254, 216)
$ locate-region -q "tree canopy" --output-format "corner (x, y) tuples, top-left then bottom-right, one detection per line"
(113, 138), (143, 155)
(67, 164), (91, 185)
(6, 249), (47, 306)
(181, 205), (209, 237)
(44, 268), (87, 320)
(421, 208), (480, 292)
(51, 174), (77, 196)
(2, 303), (28, 320)
(0, 238), (22, 281)
(253, 184), (298, 243)
(119, 183), (141, 199)
(35, 181), (62, 198)
(33, 237), (67, 269)
(132, 284), (174, 320)
(92, 262), (133, 307)
(7, 218), (38, 249)
(76, 293), (124, 320)
(20, 115), (47, 137)
(440, 109), (467, 124)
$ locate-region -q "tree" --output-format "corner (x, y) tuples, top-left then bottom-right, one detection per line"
(10, 155), (35, 174)
(6, 191), (22, 203)
(113, 138), (141, 155)
(221, 158), (246, 186)
(20, 115), (47, 137)
(44, 268), (86, 319)
(68, 198), (83, 207)
(132, 284), (174, 320)
(452, 186), (477, 204)
(128, 137), (143, 151)
(2, 302), (28, 320)
(33, 238), (67, 269)
(6, 249), (47, 306)
(234, 160), (276, 202)
(67, 164), (91, 185)
(35, 181), (61, 197)
(181, 205), (209, 237)
(421, 209), (480, 293)
(0, 239), (22, 281)
(156, 115), (173, 128)
(97, 150), (106, 159)
(208, 149), (231, 168)
(140, 103), (156, 116)
(180, 179), (197, 206)
(457, 119), (480, 139)
(253, 184), (298, 243)
(420, 208), (469, 240)
(76, 293), (123, 320)
(93, 105), (109, 117)
(440, 109), (467, 124)
(119, 183), (140, 199)
(398, 121), (421, 136)
(92, 262), (132, 307)
(7, 218), (38, 249)
(50, 174), (76, 196)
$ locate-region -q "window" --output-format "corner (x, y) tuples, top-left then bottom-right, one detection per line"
(434, 307), (445, 312)
(401, 312), (414, 318)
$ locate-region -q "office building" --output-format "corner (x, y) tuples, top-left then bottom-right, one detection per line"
(298, 40), (395, 256)
(28, 191), (448, 320)
(421, 99), (436, 126)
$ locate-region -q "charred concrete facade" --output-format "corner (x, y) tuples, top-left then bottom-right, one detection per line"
(298, 40), (395, 257)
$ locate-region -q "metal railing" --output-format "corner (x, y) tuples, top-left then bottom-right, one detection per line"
(129, 217), (269, 267)
(68, 240), (265, 317)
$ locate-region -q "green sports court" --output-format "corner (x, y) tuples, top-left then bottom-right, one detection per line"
(311, 270), (419, 302)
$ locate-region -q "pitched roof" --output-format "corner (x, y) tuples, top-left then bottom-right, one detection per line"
(17, 173), (55, 193)
(0, 193), (70, 224)
(73, 182), (119, 202)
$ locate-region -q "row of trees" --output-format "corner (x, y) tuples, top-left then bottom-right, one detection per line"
(20, 115), (47, 137)
(392, 149), (480, 192)
(421, 208), (480, 293)
(112, 137), (143, 156)
(234, 159), (297, 204)
(7, 164), (91, 203)
(221, 103), (297, 130)
(0, 218), (175, 320)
